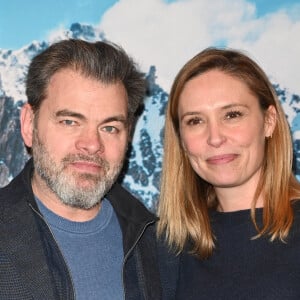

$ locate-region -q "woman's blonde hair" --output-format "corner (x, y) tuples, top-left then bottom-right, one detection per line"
(157, 47), (300, 258)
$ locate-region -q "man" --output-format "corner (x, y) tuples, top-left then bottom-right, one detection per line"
(0, 39), (165, 299)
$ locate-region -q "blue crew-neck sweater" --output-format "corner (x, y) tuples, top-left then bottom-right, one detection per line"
(36, 198), (123, 300)
(176, 201), (300, 300)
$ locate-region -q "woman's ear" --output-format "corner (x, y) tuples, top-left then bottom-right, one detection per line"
(20, 103), (34, 148)
(181, 140), (187, 152)
(264, 105), (277, 138)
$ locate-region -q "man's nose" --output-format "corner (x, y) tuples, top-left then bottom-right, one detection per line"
(75, 128), (104, 155)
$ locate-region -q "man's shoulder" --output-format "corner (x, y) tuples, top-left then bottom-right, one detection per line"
(0, 169), (27, 199)
(106, 183), (157, 223)
(156, 234), (180, 299)
(0, 161), (33, 220)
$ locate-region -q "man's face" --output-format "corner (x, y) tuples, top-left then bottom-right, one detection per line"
(22, 68), (129, 209)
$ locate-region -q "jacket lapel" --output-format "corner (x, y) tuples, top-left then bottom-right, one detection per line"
(1, 197), (57, 299)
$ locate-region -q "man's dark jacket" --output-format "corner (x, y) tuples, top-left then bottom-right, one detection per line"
(0, 159), (178, 299)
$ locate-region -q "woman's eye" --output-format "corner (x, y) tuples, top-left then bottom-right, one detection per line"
(225, 110), (243, 119)
(186, 117), (202, 126)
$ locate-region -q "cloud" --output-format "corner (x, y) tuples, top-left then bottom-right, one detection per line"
(229, 9), (300, 95)
(99, 0), (300, 95)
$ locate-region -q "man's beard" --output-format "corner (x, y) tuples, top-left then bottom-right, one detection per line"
(32, 132), (123, 210)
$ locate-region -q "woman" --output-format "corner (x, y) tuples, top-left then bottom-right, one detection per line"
(157, 47), (300, 299)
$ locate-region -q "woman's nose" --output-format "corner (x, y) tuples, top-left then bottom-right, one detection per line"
(206, 122), (226, 148)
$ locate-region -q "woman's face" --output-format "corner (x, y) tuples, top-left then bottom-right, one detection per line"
(178, 70), (276, 194)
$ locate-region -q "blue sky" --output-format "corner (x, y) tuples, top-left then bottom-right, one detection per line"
(254, 0), (300, 16)
(0, 0), (299, 95)
(0, 0), (299, 50)
(0, 0), (117, 49)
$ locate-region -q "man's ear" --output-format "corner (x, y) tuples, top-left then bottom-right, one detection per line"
(20, 103), (34, 148)
(264, 105), (277, 138)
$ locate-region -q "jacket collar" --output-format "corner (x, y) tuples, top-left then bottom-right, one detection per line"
(105, 177), (158, 254)
(10, 158), (158, 253)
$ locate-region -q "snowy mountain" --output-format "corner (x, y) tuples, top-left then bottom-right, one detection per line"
(1, 23), (300, 210)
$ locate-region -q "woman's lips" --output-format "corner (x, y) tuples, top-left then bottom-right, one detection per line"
(206, 154), (239, 165)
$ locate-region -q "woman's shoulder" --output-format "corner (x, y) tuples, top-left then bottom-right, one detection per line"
(289, 200), (300, 232)
(291, 199), (300, 214)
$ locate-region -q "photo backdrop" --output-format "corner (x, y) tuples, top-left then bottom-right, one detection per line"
(1, 0), (300, 211)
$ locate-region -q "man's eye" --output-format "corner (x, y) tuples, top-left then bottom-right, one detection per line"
(103, 126), (118, 133)
(225, 110), (243, 119)
(61, 119), (77, 126)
